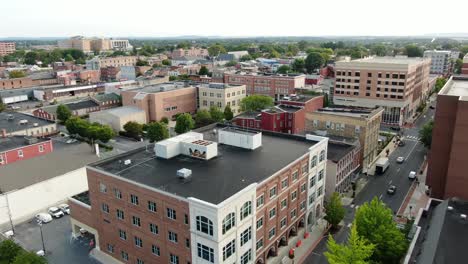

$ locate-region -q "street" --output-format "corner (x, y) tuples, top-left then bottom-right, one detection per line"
(305, 103), (435, 264)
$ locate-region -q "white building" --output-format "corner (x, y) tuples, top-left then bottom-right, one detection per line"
(424, 50), (452, 75)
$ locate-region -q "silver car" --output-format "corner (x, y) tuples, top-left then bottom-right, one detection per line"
(396, 157), (405, 163)
(35, 213), (52, 223)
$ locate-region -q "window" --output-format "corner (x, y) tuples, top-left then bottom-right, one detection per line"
(152, 245), (160, 256)
(116, 209), (124, 220)
(132, 216), (141, 227)
(197, 244), (214, 263)
(39, 145), (44, 152)
(209, 93), (214, 97)
(121, 251), (128, 261)
(310, 176), (316, 188)
(107, 243), (114, 253)
(280, 217), (287, 229)
(311, 156), (317, 168)
(223, 239), (236, 261)
(170, 254), (179, 264)
(241, 249), (252, 264)
(130, 194), (138, 205)
(167, 208), (176, 220)
(256, 217), (263, 229)
(168, 231), (178, 243)
(291, 209), (297, 219)
(256, 195), (264, 208)
(114, 188), (122, 199)
(150, 223), (158, 234)
(186, 238), (190, 248)
(269, 186), (277, 198)
(269, 207), (276, 219)
(302, 163), (308, 174)
(136, 259), (144, 264)
(101, 203), (109, 213)
(147, 201), (157, 212)
(292, 170), (299, 181)
(17, 150), (23, 158)
(256, 238), (264, 250)
(319, 150), (325, 162)
(240, 227), (252, 246)
(240, 201), (252, 220)
(318, 170), (324, 181)
(119, 229), (127, 240)
(281, 178), (288, 189)
(281, 199), (287, 210)
(99, 183), (107, 193)
(222, 213), (235, 234)
(185, 214), (189, 225)
(318, 186), (323, 196)
(269, 227), (276, 239)
(291, 191), (297, 201)
(134, 236), (143, 248)
(301, 183), (307, 193)
(300, 200), (306, 211)
(196, 216), (214, 236)
(309, 192), (316, 204)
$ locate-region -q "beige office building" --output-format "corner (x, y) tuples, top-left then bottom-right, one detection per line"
(305, 107), (383, 172)
(58, 36), (131, 53)
(197, 83), (246, 114)
(333, 57), (430, 126)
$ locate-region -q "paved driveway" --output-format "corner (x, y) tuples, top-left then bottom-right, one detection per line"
(13, 215), (101, 264)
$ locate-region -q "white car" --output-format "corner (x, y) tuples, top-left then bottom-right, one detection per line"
(66, 139), (78, 144)
(396, 157), (405, 163)
(409, 171), (416, 180)
(58, 204), (70, 215)
(35, 213), (52, 223)
(48, 207), (65, 218)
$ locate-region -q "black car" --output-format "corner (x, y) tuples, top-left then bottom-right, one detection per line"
(390, 126), (401, 131)
(398, 141), (406, 147)
(387, 185), (397, 195)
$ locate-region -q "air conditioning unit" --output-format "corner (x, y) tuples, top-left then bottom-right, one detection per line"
(177, 168), (192, 179)
(33, 123), (39, 127)
(124, 159), (132, 165)
(19, 119), (28, 125)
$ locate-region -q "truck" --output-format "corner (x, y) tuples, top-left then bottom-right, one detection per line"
(375, 157), (390, 174)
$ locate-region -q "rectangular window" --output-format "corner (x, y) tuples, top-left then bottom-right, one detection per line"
(134, 236), (143, 248)
(119, 229), (126, 240)
(240, 227), (252, 246)
(269, 186), (277, 198)
(281, 178), (288, 189)
(107, 243), (114, 253)
(241, 249), (252, 264)
(130, 194), (138, 205)
(256, 217), (263, 229)
(291, 191), (297, 201)
(302, 163), (308, 174)
(148, 201), (157, 212)
(149, 223), (158, 234)
(280, 217), (287, 229)
(309, 176), (316, 188)
(256, 238), (264, 250)
(318, 170), (324, 181)
(281, 199), (287, 210)
(121, 251), (128, 261)
(291, 209), (297, 219)
(223, 239), (236, 261)
(113, 188), (122, 199)
(137, 259), (144, 264)
(197, 243), (214, 263)
(101, 203), (109, 213)
(301, 183), (307, 193)
(256, 194), (264, 208)
(132, 216), (141, 227)
(39, 145), (44, 152)
(269, 227), (276, 239)
(292, 170), (299, 181)
(186, 238), (190, 248)
(152, 245), (160, 256)
(170, 254), (179, 264)
(309, 192), (316, 205)
(167, 208), (176, 220)
(99, 183), (107, 193)
(318, 186), (323, 196)
(300, 200), (306, 211)
(168, 231), (178, 243)
(269, 207), (276, 219)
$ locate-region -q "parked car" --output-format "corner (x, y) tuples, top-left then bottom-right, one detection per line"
(35, 213), (52, 223)
(396, 157), (405, 163)
(390, 126), (401, 131)
(398, 141), (406, 147)
(58, 204), (70, 215)
(408, 171), (416, 180)
(66, 139), (78, 144)
(48, 207), (65, 218)
(387, 185), (397, 195)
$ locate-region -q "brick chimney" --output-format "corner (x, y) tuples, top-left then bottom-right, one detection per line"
(1, 129), (6, 138)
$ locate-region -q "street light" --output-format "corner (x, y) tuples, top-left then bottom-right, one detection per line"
(38, 221), (46, 255)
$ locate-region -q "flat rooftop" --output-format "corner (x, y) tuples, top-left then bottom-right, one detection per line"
(440, 76), (468, 99)
(315, 107), (382, 118)
(197, 83), (243, 89)
(41, 100), (99, 115)
(129, 82), (191, 93)
(0, 136), (50, 152)
(327, 141), (356, 162)
(0, 112), (55, 133)
(350, 56), (430, 65)
(91, 125), (317, 204)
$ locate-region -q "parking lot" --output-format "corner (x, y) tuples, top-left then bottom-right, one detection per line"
(13, 215), (101, 264)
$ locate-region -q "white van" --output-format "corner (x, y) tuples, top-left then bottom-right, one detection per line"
(408, 171), (416, 180)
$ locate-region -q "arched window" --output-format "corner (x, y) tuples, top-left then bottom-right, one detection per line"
(240, 201), (252, 220)
(196, 216), (213, 236)
(222, 213), (236, 234)
(311, 156), (317, 168)
(319, 150), (325, 162)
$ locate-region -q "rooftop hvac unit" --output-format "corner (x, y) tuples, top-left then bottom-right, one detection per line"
(124, 159), (132, 165)
(461, 214), (467, 220)
(33, 123), (39, 127)
(448, 206), (454, 211)
(19, 119), (28, 125)
(177, 168), (192, 179)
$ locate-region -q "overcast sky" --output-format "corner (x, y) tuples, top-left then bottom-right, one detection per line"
(2, 0), (467, 38)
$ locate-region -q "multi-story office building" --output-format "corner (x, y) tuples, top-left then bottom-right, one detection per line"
(426, 76), (468, 200)
(171, 47), (209, 58)
(423, 50), (452, 75)
(69, 125), (328, 264)
(58, 36), (132, 53)
(305, 107), (383, 172)
(86, 56), (138, 70)
(333, 57), (431, 126)
(224, 72), (306, 101)
(121, 82), (197, 122)
(197, 83), (246, 115)
(0, 42), (16, 56)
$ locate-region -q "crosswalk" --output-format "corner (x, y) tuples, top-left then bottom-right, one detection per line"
(405, 136), (420, 141)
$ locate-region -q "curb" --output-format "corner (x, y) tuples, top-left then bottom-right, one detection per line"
(298, 226), (331, 264)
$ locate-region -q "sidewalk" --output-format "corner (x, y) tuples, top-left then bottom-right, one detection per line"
(268, 219), (329, 264)
(342, 176), (369, 206)
(397, 161), (429, 220)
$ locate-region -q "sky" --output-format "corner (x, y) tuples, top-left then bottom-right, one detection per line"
(1, 0), (467, 38)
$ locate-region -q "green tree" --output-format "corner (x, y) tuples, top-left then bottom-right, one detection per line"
(24, 51), (38, 65)
(175, 113), (195, 134)
(225, 61), (237, 67)
(9, 70), (27, 78)
(97, 125), (114, 143)
(198, 65), (209, 76)
(405, 44), (423, 57)
(209, 106), (224, 122)
(65, 116), (86, 135)
(162, 59), (171, 66)
(224, 105), (234, 121)
(324, 192), (345, 230)
(240, 54), (252, 61)
(298, 40), (308, 51)
(0, 240), (22, 263)
(276, 65), (291, 74)
(12, 251), (47, 264)
(0, 98), (5, 113)
(292, 58), (306, 73)
(354, 198), (408, 264)
(208, 44), (226, 57)
(287, 44), (299, 56)
(325, 225), (374, 264)
(146, 122), (169, 143)
(64, 54), (74, 62)
(305, 52), (325, 73)
(56, 104), (72, 122)
(240, 95), (274, 112)
(136, 59), (149, 66)
(269, 50), (280, 58)
(160, 117), (169, 124)
(371, 44), (387, 56)
(455, 58), (463, 74)
(195, 109), (213, 127)
(435, 77), (447, 92)
(419, 120), (434, 149)
(123, 121), (143, 139)
(323, 93), (330, 107)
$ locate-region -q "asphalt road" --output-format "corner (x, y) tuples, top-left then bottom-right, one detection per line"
(305, 103), (435, 264)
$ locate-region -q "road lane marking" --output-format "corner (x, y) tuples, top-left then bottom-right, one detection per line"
(397, 168), (401, 172)
(405, 140), (419, 160)
(389, 180), (393, 185)
(379, 194), (383, 199)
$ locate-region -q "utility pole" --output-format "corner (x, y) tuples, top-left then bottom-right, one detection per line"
(38, 221), (46, 254)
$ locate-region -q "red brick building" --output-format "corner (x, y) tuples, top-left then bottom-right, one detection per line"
(0, 42), (15, 56)
(0, 135), (53, 166)
(427, 76), (468, 200)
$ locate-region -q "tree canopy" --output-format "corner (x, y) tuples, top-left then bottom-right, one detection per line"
(419, 120), (434, 149)
(240, 95), (274, 112)
(325, 225), (374, 264)
(146, 122), (169, 142)
(276, 65), (291, 74)
(56, 104), (72, 122)
(12, 251), (47, 264)
(324, 192), (345, 229)
(209, 106), (224, 122)
(0, 239), (22, 263)
(175, 113), (195, 134)
(224, 105), (234, 121)
(208, 44), (226, 57)
(123, 121), (143, 139)
(292, 58), (305, 73)
(9, 70), (26, 79)
(405, 44), (423, 57)
(305, 52), (325, 73)
(195, 109), (213, 127)
(65, 117), (115, 143)
(198, 65), (209, 76)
